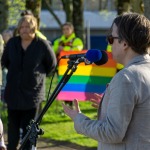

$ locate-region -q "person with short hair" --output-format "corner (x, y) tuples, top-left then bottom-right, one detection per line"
(53, 22), (83, 55)
(62, 13), (150, 150)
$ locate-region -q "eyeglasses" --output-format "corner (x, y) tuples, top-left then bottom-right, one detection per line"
(107, 35), (120, 45)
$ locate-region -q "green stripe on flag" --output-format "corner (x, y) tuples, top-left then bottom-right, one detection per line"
(58, 75), (112, 85)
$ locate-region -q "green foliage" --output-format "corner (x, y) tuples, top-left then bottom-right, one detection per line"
(0, 0), (9, 32)
(0, 102), (7, 129)
(8, 0), (25, 27)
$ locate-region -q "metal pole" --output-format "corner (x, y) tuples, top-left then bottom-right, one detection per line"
(87, 20), (91, 50)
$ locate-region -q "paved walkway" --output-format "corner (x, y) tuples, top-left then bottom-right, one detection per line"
(37, 138), (96, 150)
(4, 133), (96, 150)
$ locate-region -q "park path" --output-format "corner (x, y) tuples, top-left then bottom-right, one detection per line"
(4, 133), (76, 150)
(4, 133), (96, 150)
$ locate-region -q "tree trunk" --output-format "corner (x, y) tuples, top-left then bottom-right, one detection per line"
(0, 0), (9, 32)
(62, 0), (73, 22)
(117, 0), (130, 15)
(143, 0), (150, 20)
(131, 0), (143, 14)
(72, 0), (84, 45)
(44, 0), (62, 27)
(25, 0), (42, 29)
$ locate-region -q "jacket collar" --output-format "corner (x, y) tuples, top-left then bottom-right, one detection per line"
(60, 33), (76, 42)
(126, 54), (150, 68)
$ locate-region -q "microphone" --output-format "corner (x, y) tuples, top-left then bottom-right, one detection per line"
(61, 49), (108, 65)
(86, 49), (108, 65)
(61, 53), (85, 59)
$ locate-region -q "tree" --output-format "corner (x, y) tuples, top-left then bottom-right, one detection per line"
(0, 0), (9, 32)
(72, 0), (84, 43)
(47, 0), (84, 45)
(62, 0), (73, 22)
(9, 0), (25, 27)
(0, 0), (25, 32)
(117, 0), (130, 15)
(43, 0), (62, 27)
(25, 0), (42, 29)
(61, 0), (84, 44)
(117, 0), (144, 15)
(130, 0), (143, 14)
(143, 0), (150, 20)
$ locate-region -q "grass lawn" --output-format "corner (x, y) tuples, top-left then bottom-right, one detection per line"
(40, 100), (98, 148)
(0, 75), (98, 148)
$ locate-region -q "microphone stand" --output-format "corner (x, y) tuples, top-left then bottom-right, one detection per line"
(19, 58), (83, 150)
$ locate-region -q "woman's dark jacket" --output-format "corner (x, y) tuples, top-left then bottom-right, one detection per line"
(1, 36), (57, 110)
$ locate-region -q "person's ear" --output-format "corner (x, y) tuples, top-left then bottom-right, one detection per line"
(123, 41), (129, 51)
(123, 41), (128, 47)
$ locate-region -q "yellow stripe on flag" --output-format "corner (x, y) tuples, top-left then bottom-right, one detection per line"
(58, 66), (116, 77)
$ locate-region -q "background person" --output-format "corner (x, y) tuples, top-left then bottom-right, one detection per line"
(53, 22), (83, 107)
(0, 35), (3, 102)
(53, 22), (83, 55)
(0, 119), (7, 150)
(1, 15), (57, 150)
(1, 30), (13, 102)
(62, 13), (150, 150)
(19, 10), (49, 117)
(1, 29), (13, 45)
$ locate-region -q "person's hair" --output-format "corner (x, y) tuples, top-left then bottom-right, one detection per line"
(62, 22), (74, 31)
(17, 15), (37, 34)
(112, 13), (150, 54)
(20, 10), (33, 17)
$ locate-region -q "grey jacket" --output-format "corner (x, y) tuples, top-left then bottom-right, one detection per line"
(74, 54), (150, 150)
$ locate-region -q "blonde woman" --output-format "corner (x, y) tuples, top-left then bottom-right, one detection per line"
(1, 15), (57, 150)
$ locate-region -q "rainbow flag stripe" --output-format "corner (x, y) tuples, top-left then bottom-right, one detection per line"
(57, 50), (117, 101)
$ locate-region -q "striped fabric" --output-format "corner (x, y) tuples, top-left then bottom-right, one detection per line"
(57, 50), (117, 101)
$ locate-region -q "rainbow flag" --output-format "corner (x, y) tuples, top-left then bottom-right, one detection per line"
(57, 50), (117, 101)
